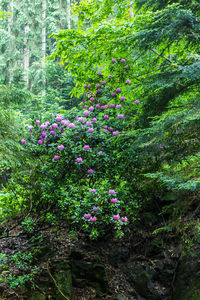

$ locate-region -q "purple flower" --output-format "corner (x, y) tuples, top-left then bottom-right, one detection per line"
(135, 100), (140, 104)
(28, 126), (33, 131)
(42, 131), (47, 137)
(84, 145), (90, 150)
(84, 105), (88, 109)
(159, 145), (164, 149)
(77, 117), (84, 122)
(109, 103), (115, 108)
(93, 206), (99, 212)
(109, 127), (113, 131)
(117, 114), (124, 119)
(112, 58), (117, 63)
(90, 216), (97, 222)
(98, 151), (102, 155)
(104, 115), (109, 120)
(63, 120), (70, 126)
(111, 198), (118, 204)
(116, 104), (122, 109)
(56, 116), (62, 122)
(84, 85), (88, 89)
(86, 121), (92, 126)
(88, 169), (94, 174)
(121, 216), (128, 222)
(101, 106), (105, 110)
(111, 92), (116, 97)
(84, 213), (91, 219)
(38, 140), (43, 145)
(92, 118), (97, 123)
(76, 157), (83, 163)
(113, 131), (119, 136)
(88, 84), (91, 89)
(90, 189), (96, 193)
(116, 88), (121, 93)
(124, 65), (129, 69)
(50, 130), (56, 135)
(108, 75), (114, 79)
(89, 106), (94, 112)
(69, 123), (75, 128)
(96, 104), (100, 108)
(101, 81), (106, 85)
(98, 72), (103, 76)
(126, 79), (131, 84)
(52, 123), (58, 129)
(35, 120), (40, 125)
(21, 139), (26, 145)
(61, 120), (66, 125)
(40, 124), (46, 130)
(96, 89), (101, 93)
(90, 97), (95, 102)
(58, 144), (64, 150)
(105, 105), (108, 108)
(113, 215), (120, 220)
(121, 59), (126, 63)
(54, 155), (60, 160)
(88, 128), (94, 133)
(120, 96), (126, 101)
(109, 189), (116, 195)
(96, 83), (101, 88)
(83, 110), (90, 116)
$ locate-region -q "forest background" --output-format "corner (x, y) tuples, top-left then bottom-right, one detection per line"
(0, 0), (200, 297)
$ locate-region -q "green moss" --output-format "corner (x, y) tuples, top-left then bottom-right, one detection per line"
(54, 262), (72, 300)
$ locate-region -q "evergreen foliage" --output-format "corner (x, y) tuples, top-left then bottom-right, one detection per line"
(0, 0), (200, 294)
(52, 0), (200, 127)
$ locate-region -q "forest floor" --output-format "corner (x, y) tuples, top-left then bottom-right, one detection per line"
(0, 218), (180, 300)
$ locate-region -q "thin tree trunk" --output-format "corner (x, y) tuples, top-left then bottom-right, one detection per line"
(67, 0), (71, 29)
(8, 0), (14, 84)
(42, 0), (46, 96)
(129, 1), (134, 18)
(24, 25), (29, 85)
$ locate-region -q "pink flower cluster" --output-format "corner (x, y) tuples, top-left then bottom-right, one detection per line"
(21, 60), (132, 231)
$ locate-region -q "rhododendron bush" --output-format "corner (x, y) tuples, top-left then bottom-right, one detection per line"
(18, 60), (140, 239)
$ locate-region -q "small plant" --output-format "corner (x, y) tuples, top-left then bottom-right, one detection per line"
(10, 251), (33, 270)
(0, 253), (8, 269)
(21, 217), (34, 233)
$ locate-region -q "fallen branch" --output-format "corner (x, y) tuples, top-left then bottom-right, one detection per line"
(47, 260), (70, 300)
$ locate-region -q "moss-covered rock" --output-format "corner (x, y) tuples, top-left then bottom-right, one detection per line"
(28, 292), (46, 300)
(123, 262), (162, 300)
(53, 262), (72, 300)
(173, 251), (200, 300)
(70, 251), (110, 296)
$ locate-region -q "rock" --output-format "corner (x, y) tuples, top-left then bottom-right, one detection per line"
(54, 261), (72, 300)
(108, 247), (130, 267)
(70, 253), (110, 296)
(28, 292), (46, 300)
(173, 250), (200, 300)
(123, 262), (162, 300)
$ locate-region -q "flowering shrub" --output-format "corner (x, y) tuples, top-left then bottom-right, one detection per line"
(19, 59), (140, 239)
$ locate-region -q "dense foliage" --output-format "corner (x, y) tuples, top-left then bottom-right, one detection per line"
(0, 0), (200, 294)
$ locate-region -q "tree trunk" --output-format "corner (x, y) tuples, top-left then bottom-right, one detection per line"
(8, 0), (14, 84)
(23, 25), (29, 85)
(67, 0), (71, 29)
(129, 1), (134, 18)
(42, 0), (46, 96)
